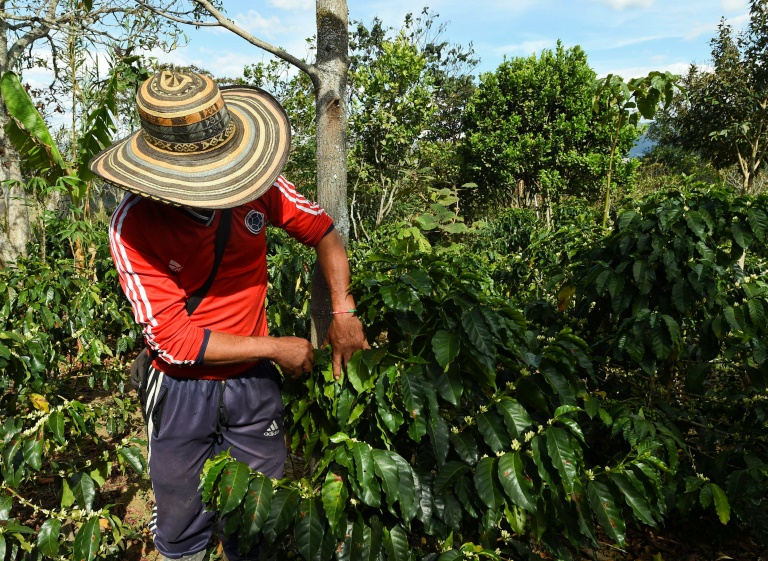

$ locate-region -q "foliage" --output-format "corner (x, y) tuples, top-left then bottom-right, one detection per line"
(1, 72), (68, 174)
(347, 9), (477, 235)
(4, 183), (768, 559)
(2, 55), (148, 207)
(265, 227), (315, 341)
(0, 228), (146, 559)
(459, 42), (632, 217)
(568, 184), (768, 377)
(411, 186), (482, 243)
(348, 30), (436, 228)
(649, 1), (768, 193)
(561, 183), (768, 542)
(467, 199), (605, 309)
(201, 221), (676, 560)
(633, 148), (724, 197)
(591, 71), (678, 226)
(0, 393), (145, 561)
(349, 9), (477, 149)
(0, 237), (138, 409)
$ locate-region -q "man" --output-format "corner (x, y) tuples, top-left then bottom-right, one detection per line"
(89, 70), (367, 561)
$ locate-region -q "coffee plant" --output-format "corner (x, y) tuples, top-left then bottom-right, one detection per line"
(3, 184), (767, 560)
(564, 183), (768, 541)
(0, 229), (146, 560)
(265, 228), (315, 341)
(201, 225), (677, 560)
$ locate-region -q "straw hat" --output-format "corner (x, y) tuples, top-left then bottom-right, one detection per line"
(89, 70), (291, 209)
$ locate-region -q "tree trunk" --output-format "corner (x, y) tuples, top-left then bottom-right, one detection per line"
(0, 108), (31, 266)
(0, 5), (31, 265)
(313, 0), (349, 242)
(310, 0), (350, 347)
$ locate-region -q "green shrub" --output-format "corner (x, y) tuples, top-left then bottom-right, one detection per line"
(0, 228), (145, 560)
(265, 228), (315, 340)
(0, 243), (138, 410)
(564, 184), (768, 542)
(201, 226), (674, 560)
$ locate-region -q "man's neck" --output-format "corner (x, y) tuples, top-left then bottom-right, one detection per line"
(181, 207), (216, 226)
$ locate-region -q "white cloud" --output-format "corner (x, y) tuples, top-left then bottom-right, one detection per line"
(593, 0), (655, 9)
(268, 0), (313, 10)
(729, 11), (752, 28)
(684, 21), (719, 40)
(721, 0), (747, 12)
(495, 39), (554, 56)
(226, 6), (315, 61)
(144, 45), (196, 69)
(233, 10), (287, 38)
(610, 34), (675, 48)
(144, 45), (259, 80)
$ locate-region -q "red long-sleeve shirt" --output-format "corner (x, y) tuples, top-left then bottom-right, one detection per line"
(109, 176), (333, 380)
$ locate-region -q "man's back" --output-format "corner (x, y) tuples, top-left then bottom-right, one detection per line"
(109, 176), (332, 379)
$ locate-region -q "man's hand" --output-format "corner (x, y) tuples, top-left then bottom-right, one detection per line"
(315, 228), (369, 378)
(270, 336), (315, 378)
(324, 313), (369, 379)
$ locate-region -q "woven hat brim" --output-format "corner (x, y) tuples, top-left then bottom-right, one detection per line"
(88, 86), (290, 209)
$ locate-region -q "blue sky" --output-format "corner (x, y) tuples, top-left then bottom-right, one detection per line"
(150, 0), (753, 81)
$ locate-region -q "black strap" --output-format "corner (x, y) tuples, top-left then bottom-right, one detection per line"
(186, 209), (232, 315)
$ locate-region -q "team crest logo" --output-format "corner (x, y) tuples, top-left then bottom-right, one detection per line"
(168, 259), (183, 273)
(245, 210), (265, 235)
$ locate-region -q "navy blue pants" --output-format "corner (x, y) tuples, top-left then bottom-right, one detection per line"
(144, 361), (286, 560)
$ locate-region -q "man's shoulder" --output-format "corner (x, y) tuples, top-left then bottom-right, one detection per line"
(110, 194), (176, 241)
(243, 177), (285, 212)
(113, 193), (176, 218)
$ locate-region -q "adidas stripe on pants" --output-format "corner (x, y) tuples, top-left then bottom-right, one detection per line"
(144, 360), (286, 561)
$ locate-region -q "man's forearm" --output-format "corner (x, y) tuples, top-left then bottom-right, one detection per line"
(202, 331), (280, 365)
(315, 228), (369, 377)
(316, 229), (356, 310)
(203, 331), (315, 377)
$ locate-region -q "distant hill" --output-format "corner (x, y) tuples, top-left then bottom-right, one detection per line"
(629, 132), (655, 158)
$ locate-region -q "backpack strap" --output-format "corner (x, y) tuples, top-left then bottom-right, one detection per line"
(186, 208), (233, 316)
(135, 209), (232, 405)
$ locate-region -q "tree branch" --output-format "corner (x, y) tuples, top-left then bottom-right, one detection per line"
(191, 0), (316, 80)
(8, 21), (55, 68)
(5, 0), (59, 65)
(6, 1), (138, 68)
(136, 1), (219, 26)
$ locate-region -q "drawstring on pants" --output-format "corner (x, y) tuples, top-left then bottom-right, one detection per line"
(214, 380), (229, 443)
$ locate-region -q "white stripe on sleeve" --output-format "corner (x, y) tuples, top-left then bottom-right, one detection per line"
(275, 176), (325, 216)
(109, 195), (194, 366)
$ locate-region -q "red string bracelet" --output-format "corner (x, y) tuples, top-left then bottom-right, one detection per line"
(331, 309), (357, 315)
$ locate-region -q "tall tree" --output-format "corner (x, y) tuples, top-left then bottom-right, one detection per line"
(459, 42), (636, 219)
(592, 71), (678, 226)
(0, 0), (173, 264)
(347, 10), (476, 235)
(650, 0), (768, 194)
